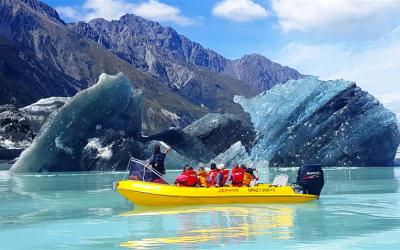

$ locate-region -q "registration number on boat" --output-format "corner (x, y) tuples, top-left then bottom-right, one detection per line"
(247, 187), (276, 192)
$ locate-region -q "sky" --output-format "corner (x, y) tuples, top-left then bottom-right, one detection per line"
(43, 0), (400, 115)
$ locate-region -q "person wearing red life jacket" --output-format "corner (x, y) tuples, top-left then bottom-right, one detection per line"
(175, 165), (198, 187)
(216, 164), (229, 187)
(175, 165), (188, 186)
(185, 167), (198, 187)
(206, 163), (218, 187)
(230, 164), (245, 187)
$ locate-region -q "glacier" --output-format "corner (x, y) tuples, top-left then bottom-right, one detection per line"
(235, 76), (400, 166)
(11, 73), (142, 173)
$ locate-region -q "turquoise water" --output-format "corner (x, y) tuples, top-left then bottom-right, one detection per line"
(1, 167), (400, 249)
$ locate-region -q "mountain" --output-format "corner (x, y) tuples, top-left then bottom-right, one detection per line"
(69, 14), (303, 92)
(67, 15), (264, 120)
(0, 0), (302, 135)
(231, 54), (303, 90)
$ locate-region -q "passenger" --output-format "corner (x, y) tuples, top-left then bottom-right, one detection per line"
(243, 167), (259, 187)
(197, 166), (208, 187)
(216, 164), (229, 187)
(175, 165), (198, 187)
(206, 163), (219, 187)
(185, 166), (198, 187)
(230, 164), (245, 187)
(175, 165), (189, 185)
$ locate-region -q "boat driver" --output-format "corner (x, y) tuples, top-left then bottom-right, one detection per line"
(148, 143), (171, 183)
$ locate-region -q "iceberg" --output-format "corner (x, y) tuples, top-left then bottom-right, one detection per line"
(183, 113), (255, 153)
(211, 141), (249, 166)
(149, 113), (255, 162)
(11, 73), (142, 172)
(235, 77), (400, 167)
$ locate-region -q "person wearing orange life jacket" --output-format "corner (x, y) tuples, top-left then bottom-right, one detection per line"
(242, 164), (259, 187)
(216, 164), (230, 187)
(230, 164), (245, 187)
(175, 165), (198, 187)
(197, 165), (207, 187)
(206, 163), (219, 187)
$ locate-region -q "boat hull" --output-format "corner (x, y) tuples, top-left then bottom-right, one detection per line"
(116, 180), (318, 206)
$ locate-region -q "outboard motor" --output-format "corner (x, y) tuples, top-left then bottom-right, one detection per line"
(296, 164), (324, 196)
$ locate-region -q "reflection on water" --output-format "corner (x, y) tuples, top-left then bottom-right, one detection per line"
(120, 206), (293, 249)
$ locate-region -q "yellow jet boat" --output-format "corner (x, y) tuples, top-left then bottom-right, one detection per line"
(115, 180), (320, 206)
(115, 158), (324, 207)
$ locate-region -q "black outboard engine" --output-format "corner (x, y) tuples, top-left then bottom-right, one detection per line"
(296, 164), (324, 196)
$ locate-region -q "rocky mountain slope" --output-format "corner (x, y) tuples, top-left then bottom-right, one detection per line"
(0, 37), (82, 107)
(69, 14), (302, 92)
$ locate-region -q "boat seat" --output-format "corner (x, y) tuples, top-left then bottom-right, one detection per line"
(272, 174), (289, 186)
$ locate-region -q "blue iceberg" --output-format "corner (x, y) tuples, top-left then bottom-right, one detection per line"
(235, 77), (400, 166)
(11, 73), (142, 173)
(211, 141), (249, 166)
(148, 113), (255, 163)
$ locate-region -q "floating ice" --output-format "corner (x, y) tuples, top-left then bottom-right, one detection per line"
(183, 113), (255, 154)
(235, 76), (400, 166)
(149, 113), (255, 163)
(11, 73), (142, 173)
(211, 141), (249, 166)
(84, 138), (113, 160)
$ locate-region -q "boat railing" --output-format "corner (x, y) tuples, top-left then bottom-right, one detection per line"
(123, 155), (170, 184)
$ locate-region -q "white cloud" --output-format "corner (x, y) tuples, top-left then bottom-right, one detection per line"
(275, 26), (400, 105)
(82, 0), (133, 21)
(212, 0), (270, 22)
(133, 0), (193, 25)
(271, 0), (400, 33)
(56, 6), (79, 21)
(57, 0), (193, 25)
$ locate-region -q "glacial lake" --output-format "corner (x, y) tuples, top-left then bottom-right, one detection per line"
(1, 167), (400, 249)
